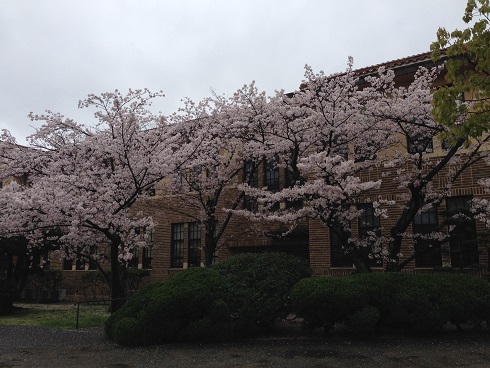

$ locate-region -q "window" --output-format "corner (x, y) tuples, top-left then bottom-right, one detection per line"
(127, 248), (139, 268)
(88, 245), (98, 270)
(63, 248), (84, 270)
(206, 164), (218, 180)
(354, 144), (377, 163)
(17, 174), (28, 186)
(284, 156), (304, 209)
(284, 162), (295, 188)
(63, 258), (73, 270)
(173, 170), (185, 192)
(264, 156), (280, 210)
(142, 246), (153, 269)
(128, 229), (141, 268)
(244, 160), (259, 187)
(171, 223), (184, 268)
(446, 196), (478, 268)
(413, 205), (441, 267)
(407, 133), (433, 154)
(333, 136), (348, 160)
(75, 251), (85, 270)
(337, 145), (349, 160)
(42, 250), (51, 270)
(188, 223), (201, 267)
(189, 165), (202, 191)
(358, 203), (381, 267)
(142, 230), (153, 269)
(330, 227), (353, 267)
(146, 185), (156, 196)
(243, 160), (258, 211)
(264, 156), (280, 192)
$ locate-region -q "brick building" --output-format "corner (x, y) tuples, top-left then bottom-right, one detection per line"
(43, 52), (490, 296)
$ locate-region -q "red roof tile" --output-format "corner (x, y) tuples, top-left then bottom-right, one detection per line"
(353, 50), (446, 76)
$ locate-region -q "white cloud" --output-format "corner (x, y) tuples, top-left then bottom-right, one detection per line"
(0, 0), (467, 143)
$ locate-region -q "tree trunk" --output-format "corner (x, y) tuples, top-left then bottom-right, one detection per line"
(204, 247), (214, 267)
(385, 139), (466, 271)
(203, 214), (221, 267)
(109, 239), (126, 313)
(6, 253), (13, 280)
(386, 193), (423, 272)
(385, 236), (403, 272)
(15, 254), (31, 299)
(204, 228), (216, 267)
(348, 244), (372, 273)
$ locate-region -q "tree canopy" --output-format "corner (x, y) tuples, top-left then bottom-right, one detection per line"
(0, 89), (177, 311)
(1, 1), (490, 296)
(431, 0), (490, 141)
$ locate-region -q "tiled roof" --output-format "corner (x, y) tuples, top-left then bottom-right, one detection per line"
(353, 50), (446, 76)
(297, 50), (447, 91)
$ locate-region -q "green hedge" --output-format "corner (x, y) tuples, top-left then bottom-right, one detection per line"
(291, 273), (490, 334)
(213, 252), (311, 330)
(106, 267), (224, 345)
(106, 252), (310, 345)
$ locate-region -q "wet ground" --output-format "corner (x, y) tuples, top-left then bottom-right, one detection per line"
(2, 324), (490, 368)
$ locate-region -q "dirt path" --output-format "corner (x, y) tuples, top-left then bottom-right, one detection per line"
(2, 325), (490, 368)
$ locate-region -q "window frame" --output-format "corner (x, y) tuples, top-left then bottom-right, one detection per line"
(142, 246), (153, 269)
(330, 227), (353, 268)
(413, 205), (442, 268)
(445, 196), (479, 268)
(62, 257), (73, 271)
(406, 133), (433, 154)
(127, 247), (139, 268)
(357, 203), (381, 267)
(171, 223), (185, 268)
(263, 155), (280, 192)
(243, 160), (259, 211)
(188, 222), (201, 267)
(88, 245), (98, 270)
(188, 165), (202, 192)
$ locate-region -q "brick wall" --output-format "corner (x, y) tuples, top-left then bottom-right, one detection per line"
(51, 153), (490, 291)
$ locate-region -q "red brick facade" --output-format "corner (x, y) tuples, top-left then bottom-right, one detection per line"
(48, 52), (490, 297)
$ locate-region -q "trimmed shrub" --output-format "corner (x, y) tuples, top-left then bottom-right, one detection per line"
(291, 273), (490, 335)
(112, 317), (140, 345)
(213, 252), (311, 330)
(437, 274), (490, 327)
(106, 252), (310, 345)
(106, 267), (224, 345)
(345, 306), (380, 334)
(385, 275), (448, 333)
(291, 276), (367, 331)
(207, 299), (230, 323)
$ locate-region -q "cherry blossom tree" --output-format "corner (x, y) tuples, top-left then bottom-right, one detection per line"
(234, 61), (393, 272)
(366, 66), (490, 271)
(237, 60), (490, 272)
(0, 89), (176, 311)
(158, 83), (271, 266)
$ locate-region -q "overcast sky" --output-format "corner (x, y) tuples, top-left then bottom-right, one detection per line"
(1, 0), (468, 144)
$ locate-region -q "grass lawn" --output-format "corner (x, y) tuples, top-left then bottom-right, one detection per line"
(0, 302), (110, 329)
